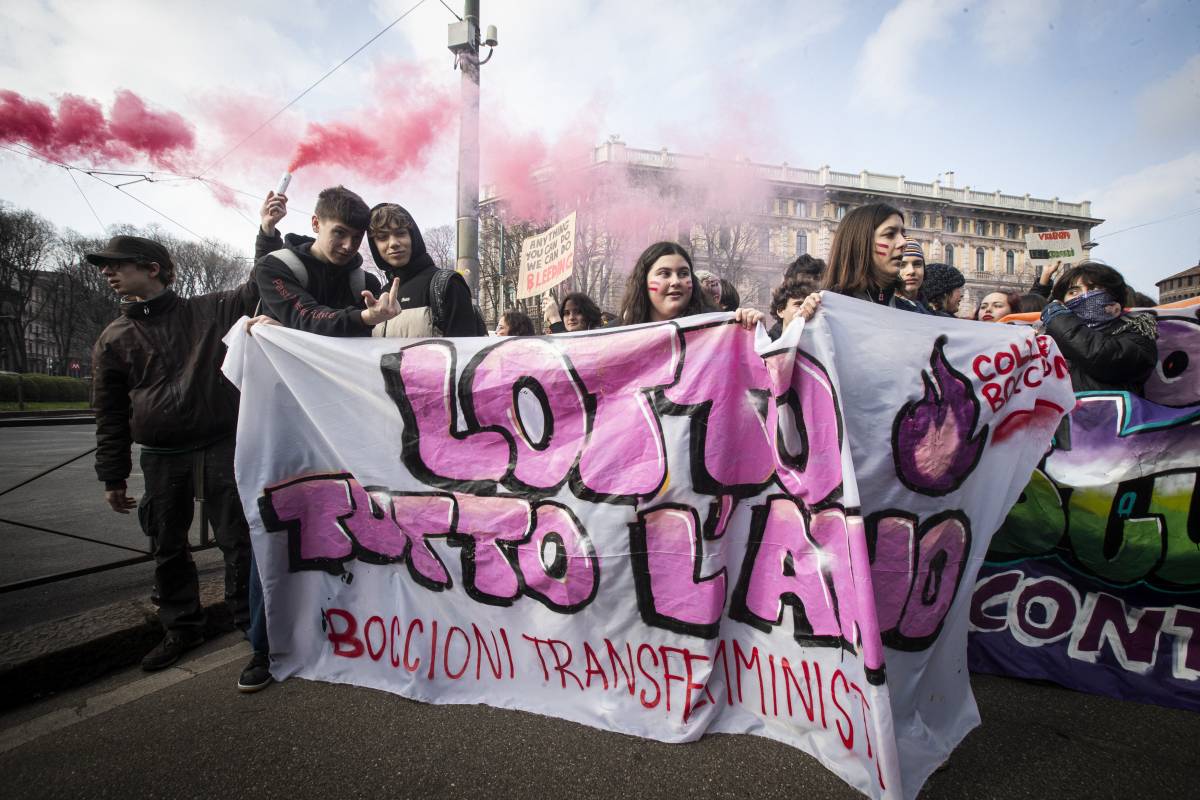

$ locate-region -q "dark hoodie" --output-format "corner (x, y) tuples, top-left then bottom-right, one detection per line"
(365, 202), (478, 338)
(252, 230), (382, 337)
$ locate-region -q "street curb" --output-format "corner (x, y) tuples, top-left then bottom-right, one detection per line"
(0, 575), (237, 711)
(0, 414), (94, 428)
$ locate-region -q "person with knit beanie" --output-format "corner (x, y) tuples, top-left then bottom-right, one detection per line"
(898, 239), (932, 313)
(922, 262), (966, 317)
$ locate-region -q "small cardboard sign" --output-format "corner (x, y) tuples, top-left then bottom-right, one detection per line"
(517, 212), (576, 300)
(1024, 229), (1083, 267)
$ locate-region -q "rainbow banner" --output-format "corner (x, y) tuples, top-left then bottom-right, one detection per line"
(969, 303), (1200, 711)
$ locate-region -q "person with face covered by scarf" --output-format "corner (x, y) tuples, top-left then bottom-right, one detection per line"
(1040, 261), (1158, 394)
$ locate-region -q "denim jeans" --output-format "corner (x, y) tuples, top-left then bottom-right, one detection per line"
(247, 545), (270, 656)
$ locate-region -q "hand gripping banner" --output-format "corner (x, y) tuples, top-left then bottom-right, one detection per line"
(223, 292), (1073, 799)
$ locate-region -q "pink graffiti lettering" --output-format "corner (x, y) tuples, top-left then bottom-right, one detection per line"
(662, 323), (774, 492)
(632, 505), (727, 637)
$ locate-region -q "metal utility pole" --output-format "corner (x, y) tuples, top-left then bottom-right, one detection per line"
(452, 0), (481, 295)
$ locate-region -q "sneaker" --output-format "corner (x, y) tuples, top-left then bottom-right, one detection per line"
(141, 630), (204, 672)
(238, 652), (273, 693)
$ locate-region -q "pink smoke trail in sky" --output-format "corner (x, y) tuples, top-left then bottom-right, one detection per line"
(0, 89), (194, 168)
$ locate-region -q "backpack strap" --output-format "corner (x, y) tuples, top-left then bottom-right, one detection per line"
(270, 248), (309, 288)
(429, 268), (454, 335)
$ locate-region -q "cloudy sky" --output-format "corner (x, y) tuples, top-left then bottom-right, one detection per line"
(1, 0), (1196, 293)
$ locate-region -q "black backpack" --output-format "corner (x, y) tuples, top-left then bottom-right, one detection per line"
(430, 268), (489, 336)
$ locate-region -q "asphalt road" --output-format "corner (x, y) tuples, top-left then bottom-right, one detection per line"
(1, 632), (1197, 800)
(0, 424), (223, 633)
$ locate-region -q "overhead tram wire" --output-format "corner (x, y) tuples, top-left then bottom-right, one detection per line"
(1, 143), (262, 240)
(196, 0), (432, 179)
(1093, 207), (1200, 241)
(64, 166), (105, 231)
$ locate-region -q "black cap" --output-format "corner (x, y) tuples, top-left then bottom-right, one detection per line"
(85, 235), (173, 270)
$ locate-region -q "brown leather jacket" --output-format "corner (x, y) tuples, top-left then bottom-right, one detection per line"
(91, 282), (258, 487)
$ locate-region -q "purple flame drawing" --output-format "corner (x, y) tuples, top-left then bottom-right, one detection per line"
(892, 336), (988, 496)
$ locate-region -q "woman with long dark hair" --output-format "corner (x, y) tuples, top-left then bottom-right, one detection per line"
(821, 203), (920, 312)
(541, 291), (603, 333)
(497, 310), (535, 336)
(617, 241), (765, 329)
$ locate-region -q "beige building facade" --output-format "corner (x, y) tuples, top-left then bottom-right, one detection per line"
(481, 139), (1103, 318)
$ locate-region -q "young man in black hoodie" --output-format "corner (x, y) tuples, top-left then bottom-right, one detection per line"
(253, 185), (402, 335)
(364, 202), (479, 337)
(240, 186), (401, 692)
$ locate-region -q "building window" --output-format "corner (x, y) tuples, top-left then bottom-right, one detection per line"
(944, 244), (955, 265)
(796, 231), (807, 255)
(1006, 223), (1017, 239)
(836, 204), (847, 220)
(976, 247), (986, 272)
(1006, 250), (1015, 274)
(910, 212), (924, 229)
(797, 201), (807, 217)
(759, 228), (770, 254)
(975, 220), (987, 236)
(944, 216), (956, 233)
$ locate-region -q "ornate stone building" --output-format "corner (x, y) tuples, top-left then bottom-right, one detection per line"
(1156, 263), (1200, 304)
(480, 139), (1103, 319)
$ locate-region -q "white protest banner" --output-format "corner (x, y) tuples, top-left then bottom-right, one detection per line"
(516, 212), (576, 299)
(223, 293), (1073, 799)
(1024, 228), (1084, 268)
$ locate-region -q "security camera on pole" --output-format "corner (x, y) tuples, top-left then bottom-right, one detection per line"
(448, 1), (499, 297)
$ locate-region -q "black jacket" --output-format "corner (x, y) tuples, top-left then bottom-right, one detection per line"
(252, 231), (381, 336)
(92, 283), (258, 487)
(1043, 311), (1158, 394)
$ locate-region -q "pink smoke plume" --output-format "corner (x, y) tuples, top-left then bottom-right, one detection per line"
(0, 89), (194, 168)
(285, 62), (455, 180)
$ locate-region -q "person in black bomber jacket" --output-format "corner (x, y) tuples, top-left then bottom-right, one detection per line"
(90, 235), (258, 672)
(1037, 261), (1158, 395)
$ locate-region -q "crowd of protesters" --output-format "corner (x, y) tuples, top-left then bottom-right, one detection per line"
(87, 191), (1162, 693)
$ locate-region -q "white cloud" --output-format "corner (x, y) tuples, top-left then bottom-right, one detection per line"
(1081, 150), (1200, 290)
(974, 0), (1064, 63)
(1136, 52), (1200, 146)
(851, 0), (962, 111)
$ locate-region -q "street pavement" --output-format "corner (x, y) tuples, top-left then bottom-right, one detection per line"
(1, 631), (1197, 800)
(0, 425), (223, 634)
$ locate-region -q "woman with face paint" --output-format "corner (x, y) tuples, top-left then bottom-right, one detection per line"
(1040, 262), (1158, 394)
(820, 203), (921, 313)
(617, 241), (768, 329)
(542, 291), (604, 333)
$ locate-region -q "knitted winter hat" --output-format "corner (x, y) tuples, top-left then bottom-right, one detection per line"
(921, 262), (965, 300)
(901, 239), (925, 261)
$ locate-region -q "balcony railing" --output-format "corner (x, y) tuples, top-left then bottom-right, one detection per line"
(589, 143), (1094, 219)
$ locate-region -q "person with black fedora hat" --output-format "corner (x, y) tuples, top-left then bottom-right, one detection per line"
(89, 234), (259, 671)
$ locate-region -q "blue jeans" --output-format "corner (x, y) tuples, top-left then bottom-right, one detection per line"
(247, 546), (270, 656)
